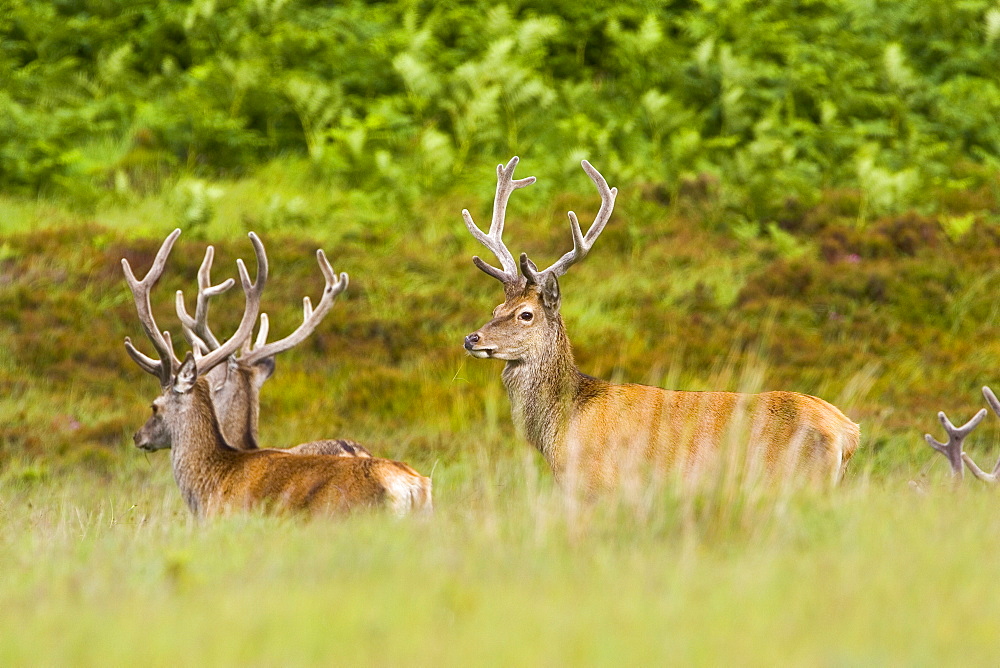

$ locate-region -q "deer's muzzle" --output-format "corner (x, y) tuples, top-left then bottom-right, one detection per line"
(464, 332), (494, 358)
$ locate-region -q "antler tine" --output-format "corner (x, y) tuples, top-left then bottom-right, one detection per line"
(961, 386), (1000, 483)
(175, 245), (236, 351)
(982, 385), (1000, 418)
(195, 232), (267, 375)
(176, 292), (202, 351)
(241, 248), (349, 365)
(189, 331), (210, 357)
(121, 228), (183, 387)
(242, 313), (270, 356)
(522, 160), (617, 283)
(924, 408), (987, 480)
(124, 337), (160, 376)
(464, 156), (535, 289)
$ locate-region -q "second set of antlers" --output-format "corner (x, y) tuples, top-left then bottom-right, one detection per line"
(925, 386), (1000, 483)
(122, 228), (348, 386)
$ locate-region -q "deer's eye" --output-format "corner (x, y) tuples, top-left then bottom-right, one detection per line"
(151, 404), (158, 414)
(519, 311), (533, 322)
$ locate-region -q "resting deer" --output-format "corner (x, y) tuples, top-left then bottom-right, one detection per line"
(124, 229), (370, 457)
(924, 385), (1000, 483)
(462, 157), (860, 493)
(123, 232), (430, 517)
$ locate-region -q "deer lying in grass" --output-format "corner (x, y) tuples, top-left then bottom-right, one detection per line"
(462, 157), (860, 493)
(924, 385), (1000, 483)
(123, 232), (430, 517)
(124, 229), (370, 457)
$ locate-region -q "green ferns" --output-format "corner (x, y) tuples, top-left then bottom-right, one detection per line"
(2, 0), (1000, 220)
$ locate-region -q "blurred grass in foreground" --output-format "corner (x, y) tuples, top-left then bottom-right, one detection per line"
(2, 462), (1000, 665)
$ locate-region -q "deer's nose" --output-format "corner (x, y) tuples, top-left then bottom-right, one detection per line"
(464, 333), (480, 350)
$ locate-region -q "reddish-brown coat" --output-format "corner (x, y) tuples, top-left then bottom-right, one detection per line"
(139, 372), (431, 518)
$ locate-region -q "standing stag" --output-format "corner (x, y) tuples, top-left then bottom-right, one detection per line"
(924, 385), (1000, 483)
(462, 157), (860, 493)
(123, 231), (430, 517)
(124, 229), (370, 457)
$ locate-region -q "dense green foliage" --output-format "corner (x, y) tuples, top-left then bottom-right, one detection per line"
(4, 0), (1000, 220)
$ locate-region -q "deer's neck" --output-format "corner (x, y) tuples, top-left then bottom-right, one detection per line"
(211, 365), (260, 451)
(501, 322), (583, 473)
(169, 380), (239, 516)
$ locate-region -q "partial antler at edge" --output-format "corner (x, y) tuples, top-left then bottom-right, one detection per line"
(961, 386), (1000, 483)
(924, 385), (1000, 484)
(924, 408), (987, 480)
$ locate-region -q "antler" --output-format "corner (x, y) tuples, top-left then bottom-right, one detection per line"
(463, 156), (536, 296)
(925, 408), (987, 480)
(191, 232), (268, 376)
(122, 229), (183, 388)
(961, 386), (1000, 483)
(243, 313), (270, 356)
(520, 160), (617, 286)
(175, 244), (238, 351)
(240, 249), (349, 365)
(174, 238), (344, 368)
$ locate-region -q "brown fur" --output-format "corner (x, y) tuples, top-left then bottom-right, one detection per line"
(138, 363), (430, 518)
(467, 286), (860, 494)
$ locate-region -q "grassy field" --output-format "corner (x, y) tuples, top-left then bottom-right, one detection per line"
(5, 461), (1000, 664)
(2, 163), (1000, 664)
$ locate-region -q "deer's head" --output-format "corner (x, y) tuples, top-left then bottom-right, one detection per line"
(123, 229), (263, 450)
(171, 239), (345, 449)
(124, 228), (351, 451)
(464, 261), (564, 362)
(462, 157), (616, 363)
(134, 352), (207, 450)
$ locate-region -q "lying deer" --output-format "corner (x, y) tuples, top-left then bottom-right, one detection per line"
(462, 157), (860, 493)
(123, 232), (430, 517)
(924, 385), (1000, 482)
(124, 229), (370, 457)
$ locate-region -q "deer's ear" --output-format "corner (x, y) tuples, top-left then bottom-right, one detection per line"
(173, 352), (198, 394)
(539, 273), (561, 313)
(251, 357), (275, 390)
(521, 254), (561, 313)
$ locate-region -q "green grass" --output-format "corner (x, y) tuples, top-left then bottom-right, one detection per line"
(3, 464), (1000, 665)
(2, 169), (1000, 664)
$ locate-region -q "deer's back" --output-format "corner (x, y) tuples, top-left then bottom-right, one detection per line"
(563, 382), (859, 490)
(283, 439), (373, 458)
(210, 451), (431, 516)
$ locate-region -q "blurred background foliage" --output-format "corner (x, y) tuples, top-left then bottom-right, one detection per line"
(3, 0), (1000, 222)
